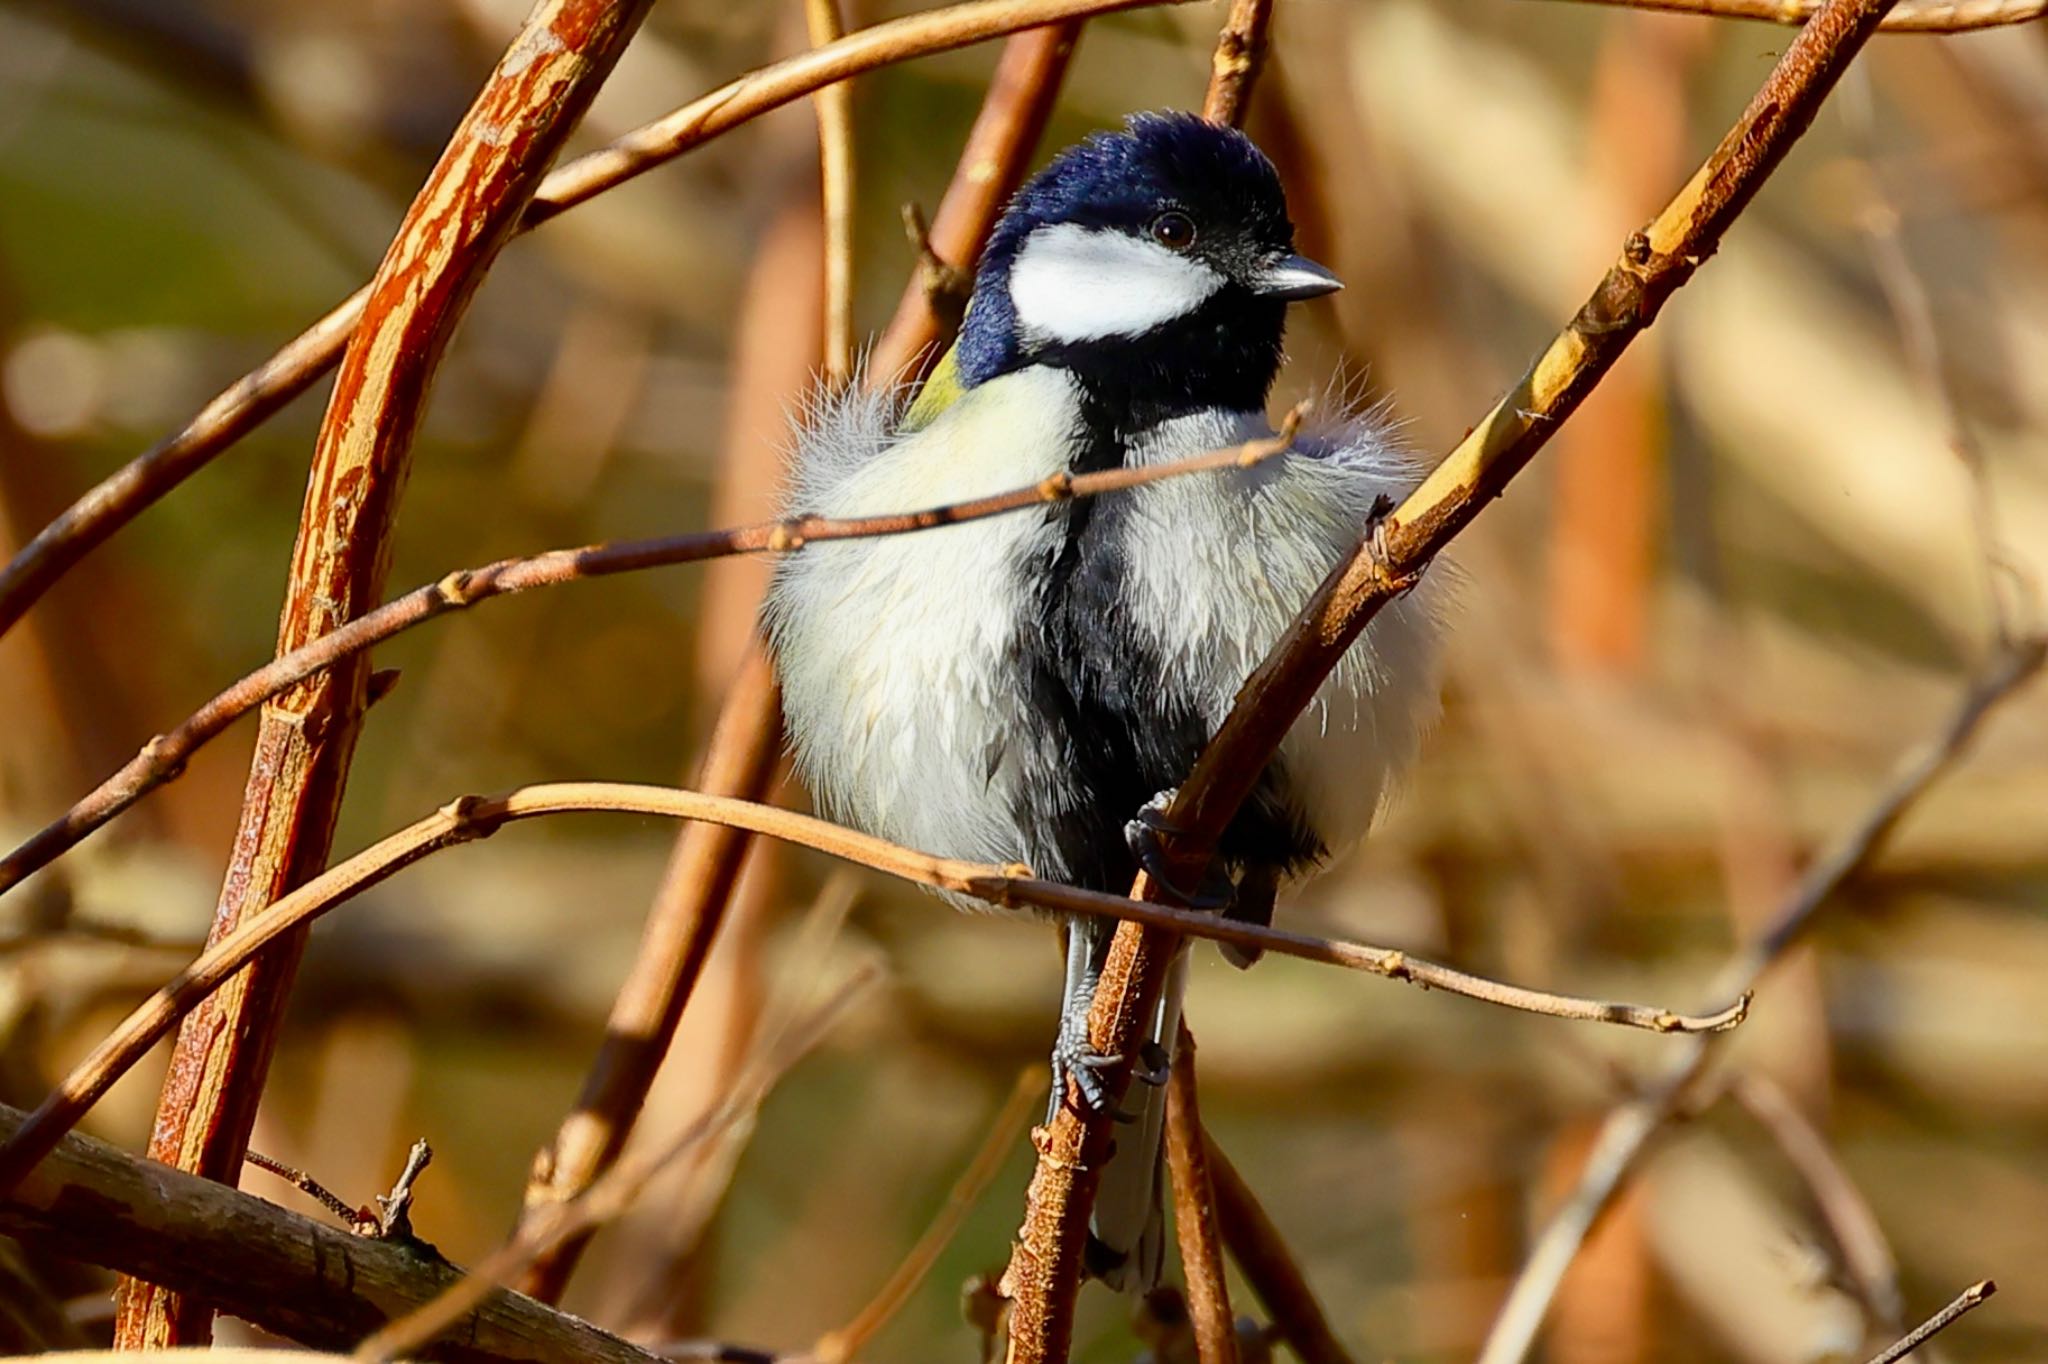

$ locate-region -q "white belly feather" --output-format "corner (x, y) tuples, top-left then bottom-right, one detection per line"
(766, 368), (1086, 872)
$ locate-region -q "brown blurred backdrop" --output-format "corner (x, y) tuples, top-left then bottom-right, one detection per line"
(1, 1), (2045, 1360)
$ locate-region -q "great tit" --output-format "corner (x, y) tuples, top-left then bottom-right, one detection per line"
(765, 111), (1442, 1289)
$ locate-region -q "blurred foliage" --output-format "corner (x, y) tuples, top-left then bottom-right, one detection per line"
(1, 1), (2046, 1361)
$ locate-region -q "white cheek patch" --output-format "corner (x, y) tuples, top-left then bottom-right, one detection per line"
(1008, 223), (1224, 344)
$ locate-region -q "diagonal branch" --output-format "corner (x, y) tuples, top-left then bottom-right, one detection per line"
(1540, 0), (2042, 29)
(798, 1067), (1046, 1364)
(1164, 1022), (1237, 1364)
(998, 0), (1909, 1357)
(1865, 1282), (1996, 1364)
(867, 24), (1084, 386)
(1205, 1134), (1353, 1364)
(0, 780), (1744, 1202)
(0, 0), (1181, 644)
(116, 1), (657, 1348)
(352, 965), (881, 1363)
(1473, 638), (2044, 1364)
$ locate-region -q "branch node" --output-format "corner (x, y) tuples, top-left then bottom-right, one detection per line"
(901, 202), (974, 317)
(372, 1138), (433, 1241)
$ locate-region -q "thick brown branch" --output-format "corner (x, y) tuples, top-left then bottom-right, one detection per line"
(0, 781), (1741, 1202)
(120, 1), (655, 1347)
(999, 0), (1907, 1357)
(1206, 1135), (1353, 1364)
(1164, 1023), (1236, 1364)
(0, 1103), (671, 1364)
(1474, 638), (2044, 1364)
(0, 0), (1178, 644)
(1543, 0), (2041, 29)
(0, 421), (1298, 903)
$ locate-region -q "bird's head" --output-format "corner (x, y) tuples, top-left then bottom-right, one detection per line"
(953, 111), (1338, 421)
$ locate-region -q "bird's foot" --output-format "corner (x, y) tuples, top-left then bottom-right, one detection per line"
(1053, 1010), (1138, 1121)
(1124, 789), (1233, 911)
(1050, 1021), (1173, 1122)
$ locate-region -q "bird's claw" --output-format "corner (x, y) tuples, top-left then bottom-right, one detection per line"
(1124, 789), (1232, 911)
(1054, 1015), (1141, 1122)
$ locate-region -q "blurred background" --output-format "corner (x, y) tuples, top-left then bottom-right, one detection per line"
(1, 0), (2045, 1360)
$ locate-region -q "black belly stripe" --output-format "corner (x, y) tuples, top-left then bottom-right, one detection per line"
(1007, 380), (1323, 896)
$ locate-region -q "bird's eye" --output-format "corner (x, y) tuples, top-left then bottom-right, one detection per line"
(1150, 211), (1197, 251)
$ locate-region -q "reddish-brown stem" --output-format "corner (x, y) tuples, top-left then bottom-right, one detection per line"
(1164, 1023), (1237, 1364)
(510, 650), (782, 1302)
(112, 2), (657, 1346)
(807, 0), (858, 387)
(999, 0), (1906, 1357)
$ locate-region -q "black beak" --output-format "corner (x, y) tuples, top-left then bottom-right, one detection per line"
(1252, 253), (1343, 301)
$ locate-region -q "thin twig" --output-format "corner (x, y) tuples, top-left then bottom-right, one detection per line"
(0, 0), (1179, 644)
(242, 1149), (363, 1231)
(0, 415), (1303, 900)
(1164, 1022), (1237, 1364)
(1864, 1282), (1996, 1364)
(351, 965), (881, 1363)
(1538, 0), (2043, 28)
(900, 203), (975, 320)
(803, 1067), (1044, 1364)
(1206, 1134), (1353, 1364)
(1001, 1), (1906, 1354)
(117, 2), (657, 1347)
(1725, 1075), (1911, 1347)
(806, 0), (858, 387)
(1846, 71), (2017, 648)
(1199, 0), (1275, 128)
(986, 879), (1749, 1032)
(1474, 640), (2044, 1364)
(0, 780), (1744, 1201)
(242, 1139), (434, 1241)
(867, 21), (1084, 385)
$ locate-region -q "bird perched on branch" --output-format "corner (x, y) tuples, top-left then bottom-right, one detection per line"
(766, 111), (1442, 1289)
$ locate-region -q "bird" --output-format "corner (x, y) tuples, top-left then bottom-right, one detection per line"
(764, 110), (1443, 1290)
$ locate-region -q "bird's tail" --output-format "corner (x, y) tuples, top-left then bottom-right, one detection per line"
(1084, 947), (1188, 1292)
